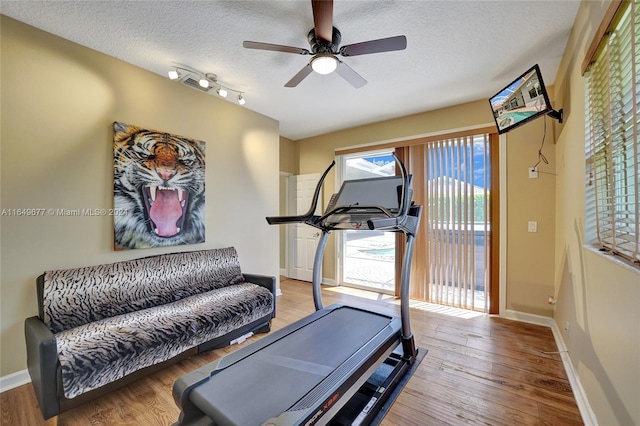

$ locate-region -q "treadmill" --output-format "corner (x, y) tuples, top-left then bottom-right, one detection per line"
(173, 153), (423, 426)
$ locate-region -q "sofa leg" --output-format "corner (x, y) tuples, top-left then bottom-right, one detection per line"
(253, 321), (271, 334)
(45, 416), (58, 426)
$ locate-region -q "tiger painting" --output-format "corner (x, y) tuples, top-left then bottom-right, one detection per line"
(113, 122), (206, 250)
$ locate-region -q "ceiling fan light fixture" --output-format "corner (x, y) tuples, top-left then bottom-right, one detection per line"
(311, 54), (338, 75)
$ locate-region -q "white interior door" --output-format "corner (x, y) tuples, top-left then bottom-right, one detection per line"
(287, 173), (321, 282)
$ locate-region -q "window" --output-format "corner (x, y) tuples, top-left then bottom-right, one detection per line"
(528, 84), (542, 99)
(585, 0), (639, 265)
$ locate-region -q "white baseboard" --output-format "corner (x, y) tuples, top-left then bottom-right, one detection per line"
(322, 278), (337, 286)
(0, 369), (30, 393)
(548, 320), (598, 426)
(279, 275), (336, 287)
(503, 309), (596, 425)
(502, 309), (555, 327)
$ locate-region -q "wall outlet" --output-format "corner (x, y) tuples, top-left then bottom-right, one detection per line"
(528, 221), (538, 232)
(529, 167), (539, 179)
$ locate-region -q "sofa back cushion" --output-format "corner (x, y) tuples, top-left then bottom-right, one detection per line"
(41, 247), (244, 334)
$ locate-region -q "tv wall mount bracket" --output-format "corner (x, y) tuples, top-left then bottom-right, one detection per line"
(546, 108), (563, 124)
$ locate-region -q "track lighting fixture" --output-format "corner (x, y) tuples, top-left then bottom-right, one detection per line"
(167, 65), (246, 106)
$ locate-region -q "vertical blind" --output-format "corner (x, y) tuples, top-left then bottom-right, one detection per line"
(402, 133), (493, 312)
(585, 0), (640, 264)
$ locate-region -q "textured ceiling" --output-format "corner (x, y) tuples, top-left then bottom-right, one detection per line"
(1, 1), (581, 140)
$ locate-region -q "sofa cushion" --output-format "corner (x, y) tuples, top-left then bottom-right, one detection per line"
(43, 248), (244, 334)
(55, 282), (273, 399)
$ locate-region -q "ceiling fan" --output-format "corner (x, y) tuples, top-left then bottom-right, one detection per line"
(243, 0), (407, 88)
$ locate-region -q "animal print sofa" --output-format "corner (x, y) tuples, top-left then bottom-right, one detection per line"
(24, 247), (276, 421)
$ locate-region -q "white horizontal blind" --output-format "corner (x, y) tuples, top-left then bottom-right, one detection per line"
(585, 0), (639, 264)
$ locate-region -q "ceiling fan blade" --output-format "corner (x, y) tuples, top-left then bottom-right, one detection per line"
(243, 41), (311, 55)
(312, 0), (333, 42)
(285, 63), (314, 87)
(335, 60), (367, 88)
(339, 35), (407, 57)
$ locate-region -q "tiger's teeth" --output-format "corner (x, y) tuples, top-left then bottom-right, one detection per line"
(149, 186), (157, 202)
(177, 189), (185, 202)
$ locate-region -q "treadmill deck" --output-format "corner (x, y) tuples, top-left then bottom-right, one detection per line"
(181, 305), (401, 426)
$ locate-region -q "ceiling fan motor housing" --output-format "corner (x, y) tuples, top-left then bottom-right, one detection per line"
(307, 27), (341, 54)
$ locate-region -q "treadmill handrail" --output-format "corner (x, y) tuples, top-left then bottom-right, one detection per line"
(316, 204), (395, 224)
(265, 160), (335, 225)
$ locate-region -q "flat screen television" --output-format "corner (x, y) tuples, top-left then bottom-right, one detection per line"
(489, 64), (559, 134)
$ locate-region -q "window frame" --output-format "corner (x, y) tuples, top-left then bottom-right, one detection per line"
(584, 0), (639, 266)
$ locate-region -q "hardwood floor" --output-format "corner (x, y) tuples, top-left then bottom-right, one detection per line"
(1, 278), (583, 425)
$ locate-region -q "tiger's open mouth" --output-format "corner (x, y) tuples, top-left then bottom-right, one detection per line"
(142, 186), (188, 237)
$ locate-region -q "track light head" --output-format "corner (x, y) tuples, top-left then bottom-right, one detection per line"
(237, 94), (246, 105)
(217, 87), (228, 98)
(168, 70), (180, 80)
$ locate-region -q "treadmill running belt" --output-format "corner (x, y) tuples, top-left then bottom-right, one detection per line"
(189, 306), (394, 425)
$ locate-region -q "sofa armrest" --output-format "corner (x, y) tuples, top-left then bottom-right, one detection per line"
(242, 273), (277, 318)
(25, 316), (60, 420)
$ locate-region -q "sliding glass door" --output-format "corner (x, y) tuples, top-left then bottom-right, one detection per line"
(337, 150), (396, 293)
(336, 132), (497, 312)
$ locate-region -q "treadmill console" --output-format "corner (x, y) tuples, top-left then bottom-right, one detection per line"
(322, 176), (403, 229)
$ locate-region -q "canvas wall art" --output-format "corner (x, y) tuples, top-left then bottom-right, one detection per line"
(113, 121), (206, 250)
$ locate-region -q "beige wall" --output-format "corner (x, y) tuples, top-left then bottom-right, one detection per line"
(505, 113), (557, 317)
(0, 17), (280, 377)
(552, 1), (640, 424)
(279, 136), (298, 175)
(296, 99), (557, 316)
(278, 137), (298, 270)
